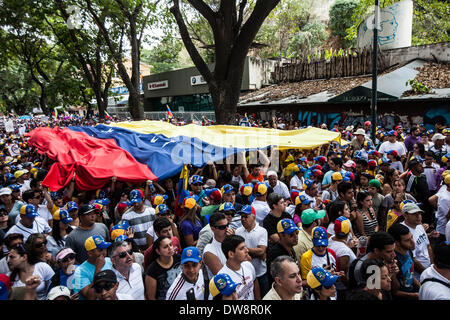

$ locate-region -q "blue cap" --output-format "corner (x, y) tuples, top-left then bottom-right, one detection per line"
(303, 179), (315, 189)
(307, 267), (339, 289)
(296, 194), (313, 205)
(312, 226), (328, 247)
(209, 273), (240, 297)
(112, 220), (130, 231)
(221, 184), (234, 194)
(55, 209), (73, 224)
(237, 204), (256, 216)
(219, 202), (235, 212)
(155, 204), (169, 215)
(115, 235), (129, 242)
(181, 246), (202, 264)
(20, 204), (39, 218)
(0, 274), (10, 300)
(66, 201), (78, 212)
(276, 218), (299, 235)
(7, 184), (20, 192)
(94, 198), (110, 206)
(190, 175), (204, 185)
(130, 189), (143, 204)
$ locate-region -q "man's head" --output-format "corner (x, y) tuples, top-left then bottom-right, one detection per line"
(387, 130), (397, 143)
(238, 205), (256, 230)
(267, 171), (278, 188)
(93, 270), (119, 300)
(433, 241), (450, 270)
(411, 126), (420, 137)
(337, 182), (354, 202)
(3, 233), (24, 250)
(368, 179), (381, 196)
(432, 133), (445, 148)
(312, 226), (328, 255)
(78, 204), (98, 228)
(401, 203), (423, 227)
(129, 189), (144, 210)
(360, 259), (391, 292)
(329, 157), (343, 171)
(355, 128), (366, 143)
(85, 235), (111, 261)
(190, 175), (204, 194)
(388, 223), (415, 252)
(277, 219), (299, 248)
(248, 164), (261, 177)
(267, 192), (286, 212)
(181, 246), (203, 283)
(153, 217), (173, 238)
(209, 212), (228, 242)
(221, 184), (236, 203)
(19, 204), (39, 227)
(367, 232), (396, 263)
(303, 180), (318, 197)
(109, 241), (133, 271)
(221, 235), (248, 263)
(270, 256), (302, 296)
(218, 202), (236, 223)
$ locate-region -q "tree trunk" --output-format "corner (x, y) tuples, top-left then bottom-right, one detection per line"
(128, 90), (143, 120)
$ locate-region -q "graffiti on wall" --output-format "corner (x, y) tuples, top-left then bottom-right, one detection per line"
(298, 105), (450, 130)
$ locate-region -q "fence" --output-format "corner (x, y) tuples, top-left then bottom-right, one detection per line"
(106, 107), (216, 121)
(271, 47), (387, 83)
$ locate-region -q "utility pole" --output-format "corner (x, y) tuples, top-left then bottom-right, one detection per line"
(371, 0), (379, 143)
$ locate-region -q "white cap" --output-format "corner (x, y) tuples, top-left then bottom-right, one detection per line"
(266, 170), (278, 178)
(432, 133), (445, 142)
(354, 128), (366, 135)
(0, 188), (12, 196)
(47, 286), (71, 300)
(204, 179), (216, 188)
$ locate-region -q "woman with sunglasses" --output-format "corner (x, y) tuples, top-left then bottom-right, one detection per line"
(7, 243), (55, 300)
(385, 192), (406, 232)
(24, 233), (56, 269)
(46, 209), (74, 259)
(48, 248), (78, 294)
(144, 236), (181, 300)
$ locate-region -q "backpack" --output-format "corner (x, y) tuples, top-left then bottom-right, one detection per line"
(421, 278), (450, 289)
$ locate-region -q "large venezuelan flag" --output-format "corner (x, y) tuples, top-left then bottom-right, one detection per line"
(26, 121), (344, 191)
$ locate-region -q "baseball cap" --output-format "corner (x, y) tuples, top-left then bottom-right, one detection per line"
(190, 175), (204, 185)
(65, 201), (78, 212)
(221, 184), (235, 194)
(312, 169), (323, 177)
(78, 204), (97, 216)
(387, 130), (397, 136)
(434, 241), (450, 267)
(290, 189), (300, 202)
(293, 164), (307, 174)
(368, 179), (381, 190)
(204, 179), (216, 189)
(334, 217), (351, 236)
(93, 269), (117, 286)
(95, 189), (107, 199)
(53, 209), (73, 224)
(0, 188), (12, 196)
(238, 205), (256, 216)
(130, 189), (144, 204)
(266, 171), (278, 178)
(240, 183), (253, 196)
(181, 246), (202, 265)
(445, 174), (450, 185)
(401, 203), (424, 215)
(367, 159), (377, 167)
(183, 196), (197, 210)
(253, 182), (268, 196)
(331, 172), (343, 181)
(295, 194), (313, 206)
(13, 170), (25, 179)
(47, 286), (71, 300)
(209, 273), (240, 297)
(307, 267), (338, 289)
(155, 204), (169, 215)
(84, 235), (111, 251)
(432, 133), (445, 142)
(0, 274), (10, 300)
(378, 157), (391, 165)
(301, 208), (326, 225)
(55, 248), (75, 262)
(219, 202), (235, 213)
(441, 153), (450, 164)
(7, 184), (20, 192)
(205, 188), (222, 202)
(152, 194), (168, 206)
(50, 191), (62, 200)
(312, 226), (329, 247)
(111, 228), (126, 241)
(115, 235), (129, 242)
(343, 160), (356, 169)
(285, 155), (295, 162)
(354, 128), (365, 135)
(386, 150), (398, 157)
(363, 141), (373, 149)
(276, 218), (299, 235)
(343, 171), (355, 182)
(19, 204), (39, 218)
(112, 220), (130, 231)
(303, 179), (314, 190)
(368, 150), (379, 157)
(314, 156), (327, 164)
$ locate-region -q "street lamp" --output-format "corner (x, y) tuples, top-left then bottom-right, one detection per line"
(371, 0), (379, 143)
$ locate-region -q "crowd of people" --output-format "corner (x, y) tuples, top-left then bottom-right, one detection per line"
(0, 112), (449, 301)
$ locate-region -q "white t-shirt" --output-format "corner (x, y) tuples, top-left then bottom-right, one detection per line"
(285, 204), (296, 218)
(12, 262), (55, 300)
(113, 263), (145, 300)
(37, 204), (53, 223)
(435, 188), (450, 235)
(266, 180), (290, 199)
(401, 222), (431, 269)
(232, 175), (244, 188)
(252, 200), (271, 226)
(121, 206), (156, 247)
(290, 175), (304, 190)
(6, 217), (52, 242)
(117, 293), (134, 300)
(203, 238), (227, 280)
(446, 219), (450, 242)
(235, 224), (268, 277)
(419, 265), (450, 300)
(327, 238), (357, 268)
(166, 269), (205, 300)
(218, 261), (256, 300)
(378, 141), (407, 156)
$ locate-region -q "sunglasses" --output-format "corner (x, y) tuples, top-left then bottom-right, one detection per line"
(33, 195), (41, 199)
(60, 254), (75, 263)
(224, 211), (235, 217)
(192, 183), (202, 186)
(214, 224), (229, 230)
(115, 249), (133, 259)
(0, 211), (8, 217)
(94, 282), (116, 294)
(34, 240), (47, 248)
(323, 285), (333, 289)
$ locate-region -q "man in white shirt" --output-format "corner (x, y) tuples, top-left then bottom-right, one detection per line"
(6, 204), (52, 242)
(378, 130), (407, 157)
(252, 182), (271, 226)
(263, 255), (302, 300)
(435, 175), (450, 240)
(235, 205), (269, 297)
(202, 212), (229, 280)
(166, 246), (205, 300)
(289, 165), (306, 190)
(400, 203), (434, 277)
(109, 241), (145, 300)
(218, 234), (260, 300)
(266, 171), (290, 200)
(419, 241), (450, 300)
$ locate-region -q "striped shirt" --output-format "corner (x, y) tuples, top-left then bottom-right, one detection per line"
(121, 206), (156, 248)
(165, 270), (205, 300)
(113, 263), (145, 300)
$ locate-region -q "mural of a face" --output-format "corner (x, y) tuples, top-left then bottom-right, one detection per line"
(378, 12), (398, 45)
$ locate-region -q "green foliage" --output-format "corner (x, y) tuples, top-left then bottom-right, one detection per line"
(288, 20), (328, 58)
(406, 79), (430, 94)
(329, 0), (359, 48)
(141, 36), (183, 74)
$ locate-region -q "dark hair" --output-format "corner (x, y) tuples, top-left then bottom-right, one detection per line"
(221, 171), (232, 184)
(328, 200), (347, 227)
(22, 190), (35, 203)
(8, 243), (33, 282)
(221, 235), (245, 259)
(148, 235), (172, 264)
(414, 142), (425, 158)
(356, 190), (371, 209)
(346, 288), (380, 300)
(209, 212), (226, 228)
(153, 217), (171, 235)
(383, 168), (396, 187)
(425, 151), (435, 158)
(387, 223), (410, 242)
(367, 232), (395, 253)
(267, 192), (283, 209)
(24, 233), (47, 265)
(356, 159), (368, 168)
(331, 157), (343, 167)
(3, 233), (24, 249)
(51, 218), (72, 247)
(338, 182), (353, 197)
(360, 258), (386, 283)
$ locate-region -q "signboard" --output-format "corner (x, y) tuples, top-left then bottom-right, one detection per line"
(18, 126), (26, 136)
(148, 80), (169, 90)
(190, 75), (207, 86)
(4, 120), (14, 133)
(357, 0), (413, 50)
